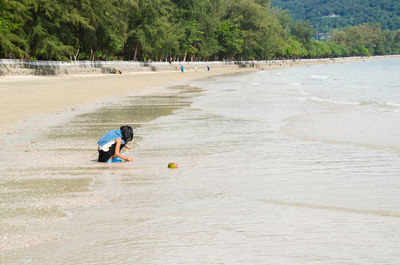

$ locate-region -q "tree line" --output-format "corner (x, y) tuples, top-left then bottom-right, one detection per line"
(1, 0), (399, 61)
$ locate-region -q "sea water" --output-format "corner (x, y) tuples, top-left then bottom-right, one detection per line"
(1, 59), (400, 264)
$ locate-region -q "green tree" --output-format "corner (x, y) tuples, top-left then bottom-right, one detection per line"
(284, 38), (308, 58)
(216, 20), (243, 59)
(171, 0), (224, 61)
(2, 0), (398, 61)
(126, 0), (176, 61)
(0, 0), (28, 58)
(225, 0), (286, 60)
(80, 0), (135, 60)
(310, 41), (332, 58)
(332, 23), (383, 56)
(272, 8), (292, 33)
(290, 21), (315, 49)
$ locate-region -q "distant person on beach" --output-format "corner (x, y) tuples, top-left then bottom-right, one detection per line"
(207, 65), (210, 71)
(97, 126), (134, 163)
(110, 68), (122, 74)
(181, 65), (184, 73)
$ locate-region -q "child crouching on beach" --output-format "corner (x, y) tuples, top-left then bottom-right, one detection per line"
(97, 125), (134, 163)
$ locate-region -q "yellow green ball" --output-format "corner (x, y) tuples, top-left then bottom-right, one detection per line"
(168, 162), (178, 169)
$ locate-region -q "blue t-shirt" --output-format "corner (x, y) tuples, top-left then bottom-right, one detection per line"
(97, 129), (125, 147)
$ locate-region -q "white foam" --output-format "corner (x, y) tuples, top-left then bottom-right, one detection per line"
(385, 101), (400, 108)
(310, 75), (329, 80)
(299, 90), (309, 95)
(309, 96), (361, 106)
(374, 101), (400, 113)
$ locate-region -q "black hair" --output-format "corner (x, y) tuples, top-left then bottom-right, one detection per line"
(120, 125), (134, 142)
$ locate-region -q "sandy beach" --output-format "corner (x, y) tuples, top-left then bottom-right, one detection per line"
(0, 67), (256, 133)
(1, 56), (400, 264)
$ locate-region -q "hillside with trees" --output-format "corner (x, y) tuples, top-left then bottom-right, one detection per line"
(271, 0), (400, 32)
(1, 0), (399, 61)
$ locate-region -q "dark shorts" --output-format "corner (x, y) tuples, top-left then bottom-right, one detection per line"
(98, 143), (125, 162)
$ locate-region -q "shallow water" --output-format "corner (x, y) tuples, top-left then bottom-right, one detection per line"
(1, 59), (400, 264)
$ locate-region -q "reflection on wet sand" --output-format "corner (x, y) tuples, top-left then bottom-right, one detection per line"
(0, 89), (193, 258)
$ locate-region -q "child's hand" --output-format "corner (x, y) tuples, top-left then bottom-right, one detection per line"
(125, 144), (133, 149)
(126, 156), (134, 162)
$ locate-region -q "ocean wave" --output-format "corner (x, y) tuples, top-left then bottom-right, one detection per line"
(299, 90), (310, 95)
(385, 101), (400, 108)
(309, 96), (361, 106)
(376, 101), (400, 113)
(247, 196), (400, 218)
(307, 96), (400, 113)
(289, 82), (302, 86)
(310, 75), (329, 80)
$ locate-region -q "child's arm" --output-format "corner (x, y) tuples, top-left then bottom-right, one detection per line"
(115, 138), (134, 162)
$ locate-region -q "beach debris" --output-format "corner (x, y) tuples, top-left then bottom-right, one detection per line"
(168, 162), (178, 169)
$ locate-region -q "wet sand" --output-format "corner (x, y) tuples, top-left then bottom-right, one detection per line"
(0, 84), (198, 257)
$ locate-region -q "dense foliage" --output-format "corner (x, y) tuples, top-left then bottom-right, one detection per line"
(271, 0), (400, 33)
(1, 0), (399, 61)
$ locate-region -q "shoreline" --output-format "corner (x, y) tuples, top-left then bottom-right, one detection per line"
(1, 55), (399, 133)
(0, 68), (255, 133)
(1, 55), (399, 77)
